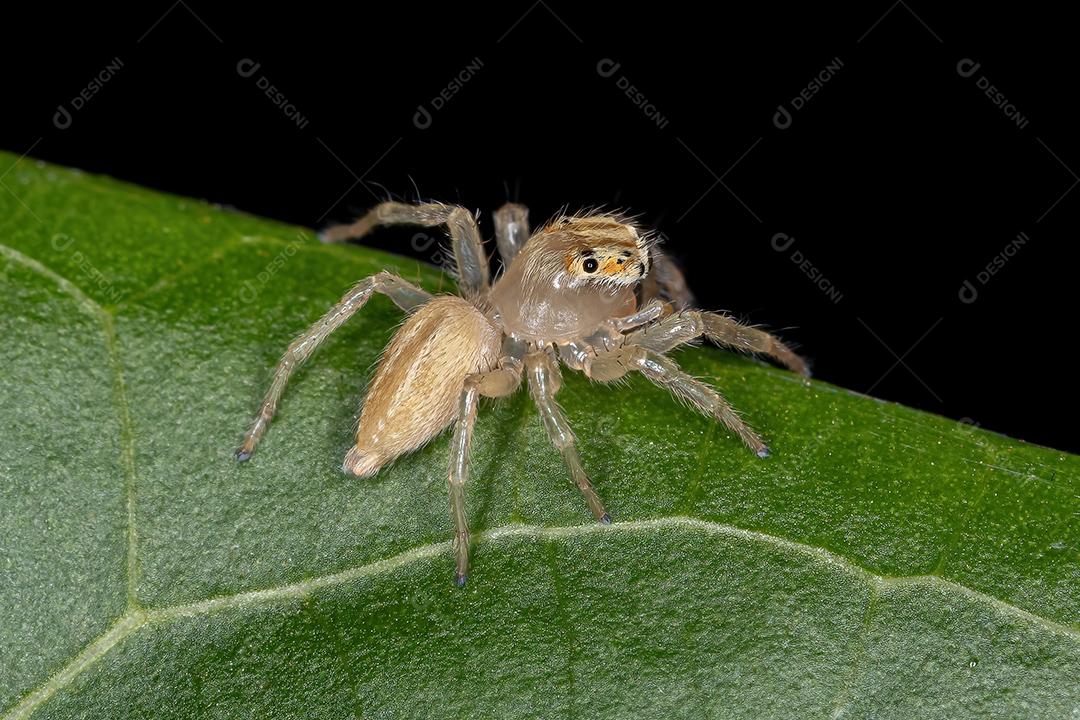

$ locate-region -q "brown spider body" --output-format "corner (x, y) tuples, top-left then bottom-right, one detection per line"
(237, 201), (809, 584)
(487, 216), (645, 342)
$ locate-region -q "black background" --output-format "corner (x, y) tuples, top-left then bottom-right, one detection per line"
(5, 3), (1077, 451)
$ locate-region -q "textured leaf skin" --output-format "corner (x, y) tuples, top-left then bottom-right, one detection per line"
(0, 151), (1077, 719)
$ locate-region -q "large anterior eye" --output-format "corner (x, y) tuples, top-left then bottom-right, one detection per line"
(582, 258), (599, 273)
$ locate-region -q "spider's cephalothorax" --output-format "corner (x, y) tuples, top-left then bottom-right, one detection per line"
(236, 201), (810, 585)
(487, 213), (651, 342)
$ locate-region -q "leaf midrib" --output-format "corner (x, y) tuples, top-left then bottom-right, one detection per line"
(4, 517), (1077, 720)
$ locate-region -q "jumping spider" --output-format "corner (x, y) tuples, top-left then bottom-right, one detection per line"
(236, 201), (809, 585)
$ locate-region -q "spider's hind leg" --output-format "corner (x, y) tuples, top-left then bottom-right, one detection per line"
(320, 201), (490, 296)
(526, 350), (610, 524)
(235, 271), (430, 462)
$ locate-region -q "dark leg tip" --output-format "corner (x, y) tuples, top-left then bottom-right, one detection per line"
(600, 513), (612, 525)
(454, 573), (467, 588)
(756, 446), (771, 459)
(235, 448), (252, 462)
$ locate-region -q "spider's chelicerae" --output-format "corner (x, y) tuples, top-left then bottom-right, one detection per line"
(236, 201), (810, 584)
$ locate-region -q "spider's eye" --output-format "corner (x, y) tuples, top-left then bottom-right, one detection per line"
(582, 258), (599, 273)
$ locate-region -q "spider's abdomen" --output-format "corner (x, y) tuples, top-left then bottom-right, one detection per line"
(344, 295), (500, 477)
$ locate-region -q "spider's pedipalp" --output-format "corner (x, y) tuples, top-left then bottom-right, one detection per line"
(582, 344), (646, 383)
(493, 202), (530, 267)
(556, 338), (592, 372)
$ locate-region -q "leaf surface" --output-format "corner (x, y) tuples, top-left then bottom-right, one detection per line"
(1, 151), (1077, 719)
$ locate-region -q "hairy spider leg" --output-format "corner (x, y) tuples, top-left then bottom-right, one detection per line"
(320, 201), (490, 297)
(585, 344), (770, 457)
(449, 338), (526, 585)
(624, 310), (810, 377)
(526, 350), (611, 524)
(235, 271), (431, 461)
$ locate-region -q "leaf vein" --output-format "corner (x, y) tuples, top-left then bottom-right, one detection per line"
(1, 612), (145, 720)
(5, 518), (1078, 720)
(827, 584), (879, 719)
(145, 519), (1075, 633)
(0, 243), (141, 606)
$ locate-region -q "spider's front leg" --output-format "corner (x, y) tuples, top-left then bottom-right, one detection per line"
(449, 339), (526, 586)
(526, 350), (611, 524)
(627, 309), (810, 377)
(235, 271), (431, 461)
(584, 343), (771, 458)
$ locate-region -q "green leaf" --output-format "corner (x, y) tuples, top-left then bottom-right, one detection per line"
(0, 150), (1077, 720)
